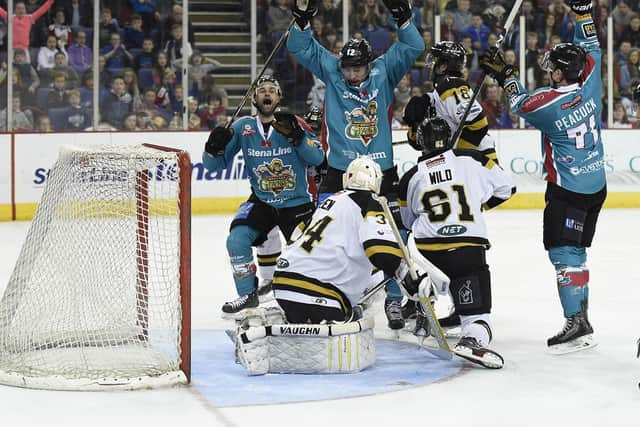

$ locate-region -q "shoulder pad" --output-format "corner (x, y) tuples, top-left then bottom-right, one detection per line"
(437, 77), (470, 95)
(452, 148), (491, 166)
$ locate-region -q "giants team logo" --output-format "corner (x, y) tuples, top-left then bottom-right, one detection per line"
(344, 101), (379, 145)
(253, 159), (296, 196)
(241, 124), (256, 136)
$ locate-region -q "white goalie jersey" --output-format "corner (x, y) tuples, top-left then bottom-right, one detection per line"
(273, 190), (403, 313)
(399, 149), (515, 251)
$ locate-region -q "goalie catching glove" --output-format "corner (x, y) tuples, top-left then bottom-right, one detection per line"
(394, 261), (430, 298)
(568, 0), (592, 15)
(382, 0), (412, 27)
(479, 47), (516, 86)
(272, 112), (305, 146)
(292, 0), (318, 29)
(205, 126), (233, 157)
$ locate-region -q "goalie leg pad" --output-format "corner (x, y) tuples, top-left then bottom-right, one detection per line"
(449, 266), (491, 316)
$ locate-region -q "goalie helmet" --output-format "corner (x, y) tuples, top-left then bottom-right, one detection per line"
(340, 38), (374, 68)
(415, 117), (453, 155)
(540, 43), (587, 83)
(252, 75), (282, 107)
(342, 156), (383, 194)
(426, 41), (467, 79)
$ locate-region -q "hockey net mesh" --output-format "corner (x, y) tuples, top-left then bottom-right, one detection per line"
(0, 144), (189, 390)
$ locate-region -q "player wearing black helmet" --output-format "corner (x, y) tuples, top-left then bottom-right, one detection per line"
(398, 117), (515, 369)
(287, 0), (424, 331)
(480, 0), (607, 354)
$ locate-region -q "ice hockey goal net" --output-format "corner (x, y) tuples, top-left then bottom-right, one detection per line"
(0, 144), (191, 390)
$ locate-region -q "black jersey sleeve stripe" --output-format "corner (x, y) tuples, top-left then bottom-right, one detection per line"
(398, 165), (419, 205)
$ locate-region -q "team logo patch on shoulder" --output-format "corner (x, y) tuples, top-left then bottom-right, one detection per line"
(561, 95), (583, 110)
(241, 124), (255, 136)
(504, 81), (518, 95)
(425, 154), (446, 168)
(276, 258), (289, 268)
(582, 22), (597, 38)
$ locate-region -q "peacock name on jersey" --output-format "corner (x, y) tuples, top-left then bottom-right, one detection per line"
(553, 98), (597, 131)
(253, 159), (296, 195)
(246, 146), (293, 157)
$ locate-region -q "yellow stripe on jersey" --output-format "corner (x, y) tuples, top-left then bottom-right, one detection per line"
(415, 242), (486, 251)
(364, 244), (403, 258)
(439, 86), (470, 102)
(365, 210), (385, 219)
(457, 138), (479, 150)
(257, 254), (279, 265)
(466, 115), (488, 131)
(272, 275), (349, 311)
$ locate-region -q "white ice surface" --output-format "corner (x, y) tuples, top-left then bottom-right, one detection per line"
(0, 209), (639, 426)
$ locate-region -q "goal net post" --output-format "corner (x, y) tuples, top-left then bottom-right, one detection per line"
(0, 144), (191, 391)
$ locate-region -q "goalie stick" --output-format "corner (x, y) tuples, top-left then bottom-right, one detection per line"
(448, 0), (525, 147)
(377, 196), (452, 360)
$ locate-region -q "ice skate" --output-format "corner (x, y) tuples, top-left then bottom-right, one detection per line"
(453, 336), (504, 369)
(401, 299), (417, 320)
(221, 291), (259, 320)
(413, 312), (430, 345)
(547, 311), (597, 354)
(385, 300), (405, 332)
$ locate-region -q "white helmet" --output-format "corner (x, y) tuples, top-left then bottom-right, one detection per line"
(342, 156), (383, 194)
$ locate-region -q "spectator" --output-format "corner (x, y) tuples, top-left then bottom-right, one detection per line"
(136, 110), (153, 129)
(98, 7), (120, 48)
(173, 50), (220, 98)
(128, 0), (157, 35)
(50, 51), (80, 88)
(463, 13), (491, 55)
(394, 73), (411, 106)
(48, 9), (72, 48)
(542, 13), (560, 49)
(171, 84), (184, 115)
(198, 74), (228, 109)
(616, 40), (632, 66)
(440, 12), (457, 42)
(620, 48), (640, 96)
(36, 114), (53, 132)
(0, 0), (54, 62)
(37, 35), (61, 77)
(525, 32), (544, 92)
(13, 49), (39, 107)
(318, 0), (339, 30)
(122, 112), (139, 131)
(79, 71), (93, 107)
(610, 101), (634, 128)
(453, 0), (473, 34)
(199, 96), (226, 130)
(134, 37), (156, 71)
(410, 85), (422, 97)
(391, 103), (405, 128)
(100, 76), (133, 129)
(322, 27), (339, 53)
(186, 96), (202, 129)
(102, 32), (133, 69)
(62, 0), (93, 31)
(311, 16), (325, 41)
(62, 88), (91, 130)
(0, 95), (34, 131)
(67, 30), (92, 76)
(354, 0), (388, 32)
(98, 55), (113, 88)
(621, 15), (640, 48)
(306, 74), (326, 109)
(151, 114), (167, 129)
(159, 4), (194, 48)
(421, 30), (433, 56)
(480, 83), (503, 128)
(122, 67), (142, 110)
(124, 14), (145, 50)
(136, 87), (169, 122)
(164, 23), (193, 65)
(156, 67), (177, 110)
(152, 51), (170, 87)
(267, 0), (292, 33)
(47, 72), (70, 109)
(612, 1), (635, 39)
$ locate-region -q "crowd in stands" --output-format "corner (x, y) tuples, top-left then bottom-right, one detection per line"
(1, 1), (639, 132)
(0, 0), (225, 132)
(258, 0), (640, 129)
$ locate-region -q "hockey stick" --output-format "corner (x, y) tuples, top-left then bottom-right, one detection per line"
(377, 196), (452, 360)
(227, 18), (297, 125)
(448, 0), (524, 146)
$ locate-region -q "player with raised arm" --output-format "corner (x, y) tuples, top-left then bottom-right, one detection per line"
(403, 41), (499, 162)
(480, 0), (606, 353)
(203, 76), (324, 318)
(287, 0), (425, 331)
(273, 156), (434, 324)
(398, 117), (515, 368)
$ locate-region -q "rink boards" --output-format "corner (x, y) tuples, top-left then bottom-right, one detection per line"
(1, 129), (639, 221)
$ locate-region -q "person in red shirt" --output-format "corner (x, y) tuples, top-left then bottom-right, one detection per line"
(0, 0), (55, 61)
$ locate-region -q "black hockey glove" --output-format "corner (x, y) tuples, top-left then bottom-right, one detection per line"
(382, 0), (412, 27)
(205, 126), (233, 157)
(403, 94), (432, 129)
(292, 0), (318, 29)
(273, 112), (305, 146)
(395, 262), (426, 297)
(568, 0), (593, 16)
(479, 47), (516, 86)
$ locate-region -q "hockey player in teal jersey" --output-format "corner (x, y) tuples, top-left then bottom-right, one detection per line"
(480, 0), (606, 353)
(287, 0), (424, 330)
(203, 76), (324, 317)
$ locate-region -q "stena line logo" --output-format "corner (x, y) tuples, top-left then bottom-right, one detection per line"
(33, 155), (250, 186)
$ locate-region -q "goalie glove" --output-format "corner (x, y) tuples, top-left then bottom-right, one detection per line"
(292, 0), (318, 29)
(479, 47), (516, 86)
(568, 0), (593, 16)
(382, 0), (412, 27)
(205, 126), (233, 157)
(272, 112), (305, 146)
(394, 261), (427, 298)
